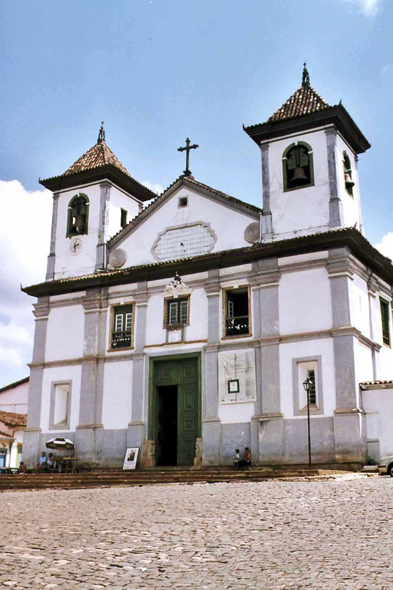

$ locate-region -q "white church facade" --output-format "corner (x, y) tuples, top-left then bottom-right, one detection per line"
(23, 67), (393, 469)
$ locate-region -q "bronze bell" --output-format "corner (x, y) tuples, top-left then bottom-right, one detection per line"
(292, 166), (308, 182)
(345, 173), (355, 189)
(75, 215), (85, 233)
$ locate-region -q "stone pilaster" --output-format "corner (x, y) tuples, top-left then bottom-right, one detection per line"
(46, 193), (59, 280)
(260, 142), (273, 240)
(325, 128), (343, 228)
(76, 287), (108, 462)
(96, 182), (111, 270)
(202, 271), (221, 465)
(327, 249), (366, 464)
(367, 275), (380, 380)
(129, 285), (149, 454)
(24, 297), (50, 467)
(251, 259), (283, 463)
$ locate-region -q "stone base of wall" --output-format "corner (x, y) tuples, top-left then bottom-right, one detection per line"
(26, 416), (367, 469)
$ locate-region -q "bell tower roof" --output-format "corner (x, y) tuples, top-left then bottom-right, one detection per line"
(267, 64), (330, 123)
(244, 65), (371, 154)
(39, 123), (156, 202)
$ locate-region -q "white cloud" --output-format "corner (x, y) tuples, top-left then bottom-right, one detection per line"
(0, 180), (52, 288)
(343, 0), (382, 17)
(374, 232), (393, 261)
(142, 180), (164, 195)
(0, 321), (32, 347)
(0, 347), (25, 369)
(381, 64), (392, 78)
(0, 180), (52, 384)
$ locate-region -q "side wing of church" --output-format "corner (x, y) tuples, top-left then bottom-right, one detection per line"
(22, 69), (393, 469)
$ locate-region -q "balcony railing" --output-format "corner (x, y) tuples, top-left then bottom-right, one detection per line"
(111, 330), (132, 349)
(225, 316), (249, 337)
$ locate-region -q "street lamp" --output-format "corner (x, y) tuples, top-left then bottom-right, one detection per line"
(303, 377), (313, 469)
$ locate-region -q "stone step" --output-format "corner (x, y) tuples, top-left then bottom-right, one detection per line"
(0, 468), (331, 491)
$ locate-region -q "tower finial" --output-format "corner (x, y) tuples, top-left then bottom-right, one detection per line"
(97, 121), (106, 144)
(302, 62), (310, 88)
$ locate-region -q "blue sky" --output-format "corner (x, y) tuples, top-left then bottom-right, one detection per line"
(1, 0), (393, 386)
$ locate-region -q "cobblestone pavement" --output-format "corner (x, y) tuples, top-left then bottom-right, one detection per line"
(1, 476), (393, 589)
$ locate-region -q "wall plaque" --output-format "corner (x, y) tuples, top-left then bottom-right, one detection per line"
(219, 350), (257, 404)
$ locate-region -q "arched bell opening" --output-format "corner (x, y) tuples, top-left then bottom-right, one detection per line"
(282, 141), (314, 192)
(66, 193), (89, 237)
(343, 151), (355, 196)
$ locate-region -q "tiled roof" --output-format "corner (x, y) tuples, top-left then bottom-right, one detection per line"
(0, 376), (29, 394)
(0, 411), (27, 427)
(360, 380), (393, 388)
(0, 431), (14, 439)
(107, 175), (262, 247)
(267, 84), (330, 123)
(63, 141), (132, 178)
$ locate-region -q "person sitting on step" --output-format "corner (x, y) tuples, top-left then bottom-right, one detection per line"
(233, 449), (240, 469)
(237, 447), (251, 469)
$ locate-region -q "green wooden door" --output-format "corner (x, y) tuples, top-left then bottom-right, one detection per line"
(152, 356), (200, 466)
(177, 358), (199, 466)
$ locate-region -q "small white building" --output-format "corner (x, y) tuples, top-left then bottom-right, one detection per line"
(0, 411), (27, 469)
(0, 376), (29, 414)
(22, 68), (393, 469)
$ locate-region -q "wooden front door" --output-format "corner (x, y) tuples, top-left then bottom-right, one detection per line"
(152, 356), (200, 466)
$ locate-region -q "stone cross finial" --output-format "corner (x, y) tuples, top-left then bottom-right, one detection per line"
(177, 137), (199, 177)
(302, 63), (310, 88)
(97, 121), (106, 144)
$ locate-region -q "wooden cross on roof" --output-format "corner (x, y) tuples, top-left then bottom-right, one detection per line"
(177, 137), (199, 177)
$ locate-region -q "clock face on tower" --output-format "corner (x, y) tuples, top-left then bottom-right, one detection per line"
(69, 236), (83, 256)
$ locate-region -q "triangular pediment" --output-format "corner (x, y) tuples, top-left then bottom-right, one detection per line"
(107, 177), (261, 268)
(108, 176), (261, 249)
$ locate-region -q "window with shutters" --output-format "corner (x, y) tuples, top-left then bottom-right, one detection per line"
(380, 298), (391, 347)
(110, 304), (134, 349)
(282, 142), (314, 192)
(224, 287), (251, 338)
(165, 297), (190, 328)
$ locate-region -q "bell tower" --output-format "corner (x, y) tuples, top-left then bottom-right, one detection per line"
(40, 124), (156, 281)
(244, 65), (371, 242)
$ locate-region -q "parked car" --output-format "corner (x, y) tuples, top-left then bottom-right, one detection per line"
(378, 455), (393, 476)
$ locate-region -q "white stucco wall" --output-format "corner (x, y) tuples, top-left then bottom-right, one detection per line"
(45, 306), (85, 361)
(379, 344), (393, 379)
(375, 290), (393, 379)
(363, 388), (393, 457)
(357, 342), (374, 384)
(336, 135), (362, 230)
(219, 402), (255, 424)
(54, 184), (102, 279)
(106, 185), (141, 241)
(279, 267), (332, 335)
(40, 365), (82, 433)
(102, 361), (133, 429)
(0, 380), (29, 413)
(280, 337), (336, 419)
(351, 274), (370, 338)
(268, 129), (330, 239)
(113, 186), (258, 268)
(144, 288), (209, 347)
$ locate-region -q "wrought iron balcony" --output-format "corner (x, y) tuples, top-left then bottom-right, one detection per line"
(225, 316), (249, 337)
(111, 331), (132, 349)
